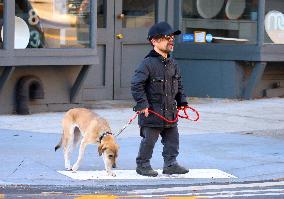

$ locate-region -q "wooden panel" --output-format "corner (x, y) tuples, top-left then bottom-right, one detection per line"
(120, 43), (151, 88)
(84, 45), (106, 88)
(82, 0), (115, 101)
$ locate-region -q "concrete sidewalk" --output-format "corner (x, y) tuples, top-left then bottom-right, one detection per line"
(0, 98), (284, 186)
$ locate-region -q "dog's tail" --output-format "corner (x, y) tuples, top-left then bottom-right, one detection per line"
(55, 137), (62, 152)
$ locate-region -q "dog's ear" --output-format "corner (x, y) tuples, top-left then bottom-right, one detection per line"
(115, 144), (119, 154)
(98, 144), (106, 156)
(114, 144), (119, 157)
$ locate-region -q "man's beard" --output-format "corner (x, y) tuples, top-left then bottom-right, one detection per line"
(162, 45), (174, 53)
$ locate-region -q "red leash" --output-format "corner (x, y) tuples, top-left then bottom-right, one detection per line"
(115, 106), (199, 137)
(148, 106), (200, 123)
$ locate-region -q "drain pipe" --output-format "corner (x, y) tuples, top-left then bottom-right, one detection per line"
(15, 75), (44, 115)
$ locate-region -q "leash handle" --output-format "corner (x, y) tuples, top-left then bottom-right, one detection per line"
(148, 106), (199, 123)
(178, 106), (200, 122)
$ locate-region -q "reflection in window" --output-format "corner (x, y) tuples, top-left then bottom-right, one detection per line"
(122, 0), (155, 28)
(264, 0), (284, 44)
(0, 0), (3, 48)
(181, 0), (258, 44)
(15, 0), (91, 48)
(97, 0), (105, 28)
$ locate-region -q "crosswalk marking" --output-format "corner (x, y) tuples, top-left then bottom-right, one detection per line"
(74, 195), (202, 199)
(72, 189), (284, 199)
(58, 169), (236, 180)
(166, 197), (202, 199)
(139, 188), (284, 198)
(203, 192), (284, 198)
(74, 195), (117, 199)
(128, 180), (284, 194)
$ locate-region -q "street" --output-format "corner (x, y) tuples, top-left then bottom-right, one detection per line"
(0, 98), (284, 198)
(1, 180), (284, 198)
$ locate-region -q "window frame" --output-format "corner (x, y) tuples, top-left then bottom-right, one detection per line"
(173, 0), (284, 62)
(0, 0), (98, 66)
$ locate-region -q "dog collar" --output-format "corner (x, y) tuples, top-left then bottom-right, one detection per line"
(99, 131), (112, 143)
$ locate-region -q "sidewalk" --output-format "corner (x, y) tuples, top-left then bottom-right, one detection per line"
(0, 98), (284, 186)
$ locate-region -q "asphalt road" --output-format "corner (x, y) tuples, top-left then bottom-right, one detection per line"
(1, 180), (284, 198)
(1, 98), (284, 198)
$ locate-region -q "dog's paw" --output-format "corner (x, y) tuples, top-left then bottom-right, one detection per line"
(72, 164), (79, 171)
(107, 171), (116, 177)
(65, 163), (72, 171)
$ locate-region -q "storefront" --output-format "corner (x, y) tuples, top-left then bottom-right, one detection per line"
(0, 0), (98, 114)
(175, 0), (284, 99)
(0, 0), (283, 114)
(0, 0), (175, 114)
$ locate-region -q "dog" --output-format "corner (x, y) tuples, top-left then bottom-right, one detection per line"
(55, 108), (119, 176)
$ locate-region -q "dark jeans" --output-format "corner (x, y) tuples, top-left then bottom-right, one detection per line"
(136, 126), (179, 168)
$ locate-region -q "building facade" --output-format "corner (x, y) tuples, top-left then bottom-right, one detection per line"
(176, 0), (284, 100)
(0, 0), (283, 114)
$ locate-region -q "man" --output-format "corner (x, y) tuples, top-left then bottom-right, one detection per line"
(131, 21), (189, 177)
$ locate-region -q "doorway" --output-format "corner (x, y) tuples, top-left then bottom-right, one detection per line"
(83, 0), (166, 100)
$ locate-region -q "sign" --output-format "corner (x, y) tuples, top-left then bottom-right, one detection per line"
(206, 34), (213, 43)
(1, 16), (30, 49)
(194, 31), (206, 43)
(182, 34), (194, 42)
(265, 10), (284, 44)
(183, 33), (213, 43)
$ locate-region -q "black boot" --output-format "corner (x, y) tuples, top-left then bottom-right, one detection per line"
(163, 164), (189, 175)
(136, 165), (158, 177)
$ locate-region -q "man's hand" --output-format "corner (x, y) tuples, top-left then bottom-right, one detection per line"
(179, 106), (185, 110)
(140, 108), (149, 117)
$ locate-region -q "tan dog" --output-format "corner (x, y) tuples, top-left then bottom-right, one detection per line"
(55, 108), (119, 176)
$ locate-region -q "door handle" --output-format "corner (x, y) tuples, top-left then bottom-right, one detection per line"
(116, 34), (124, 39)
(117, 13), (125, 20)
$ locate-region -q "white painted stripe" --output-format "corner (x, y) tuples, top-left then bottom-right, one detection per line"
(128, 181), (284, 194)
(58, 169), (236, 180)
(191, 188), (284, 196)
(205, 188), (284, 196)
(140, 188), (284, 198)
(139, 189), (284, 198)
(205, 192), (284, 198)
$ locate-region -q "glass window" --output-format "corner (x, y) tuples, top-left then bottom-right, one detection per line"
(97, 0), (105, 28)
(15, 0), (91, 49)
(264, 0), (284, 44)
(122, 0), (155, 28)
(0, 0), (3, 48)
(181, 0), (258, 44)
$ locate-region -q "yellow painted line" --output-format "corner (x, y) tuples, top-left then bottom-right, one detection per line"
(0, 194), (4, 199)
